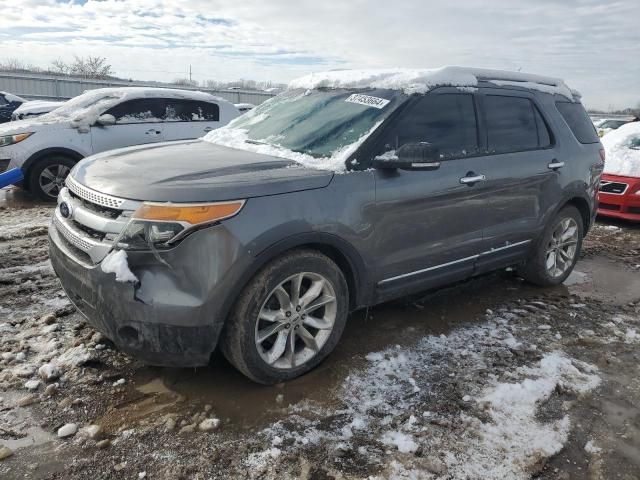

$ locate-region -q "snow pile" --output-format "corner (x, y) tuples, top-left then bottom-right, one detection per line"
(12, 100), (65, 119)
(203, 119), (383, 172)
(1, 91), (25, 103)
(602, 121), (640, 177)
(101, 250), (138, 283)
(289, 66), (573, 98)
(463, 352), (600, 478)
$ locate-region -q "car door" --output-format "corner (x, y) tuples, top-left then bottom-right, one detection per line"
(162, 99), (221, 141)
(372, 90), (491, 298)
(90, 98), (166, 154)
(473, 89), (561, 273)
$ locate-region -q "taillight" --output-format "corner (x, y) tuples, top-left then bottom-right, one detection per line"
(599, 148), (606, 162)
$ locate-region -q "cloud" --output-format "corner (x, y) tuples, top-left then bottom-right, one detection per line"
(0, 0), (638, 109)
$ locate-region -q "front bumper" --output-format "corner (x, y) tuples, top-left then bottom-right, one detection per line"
(597, 174), (640, 222)
(48, 219), (247, 367)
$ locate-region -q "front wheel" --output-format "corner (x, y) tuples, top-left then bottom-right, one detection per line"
(519, 205), (584, 286)
(220, 250), (349, 384)
(28, 156), (76, 202)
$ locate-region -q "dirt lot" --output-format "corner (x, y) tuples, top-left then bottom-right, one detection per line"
(1, 186), (640, 480)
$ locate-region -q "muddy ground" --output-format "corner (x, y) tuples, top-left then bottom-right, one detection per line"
(1, 186), (640, 480)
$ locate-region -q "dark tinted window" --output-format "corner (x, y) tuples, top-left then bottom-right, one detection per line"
(0, 96), (7, 106)
(105, 98), (165, 123)
(381, 93), (478, 158)
(556, 101), (599, 144)
(164, 99), (219, 122)
(484, 95), (547, 153)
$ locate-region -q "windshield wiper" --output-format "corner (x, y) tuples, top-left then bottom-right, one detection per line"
(245, 139), (269, 145)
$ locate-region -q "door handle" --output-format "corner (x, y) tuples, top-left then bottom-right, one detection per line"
(145, 129), (161, 135)
(203, 127), (214, 132)
(548, 161), (565, 170)
(460, 174), (486, 185)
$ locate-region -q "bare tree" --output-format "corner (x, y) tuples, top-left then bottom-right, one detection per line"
(50, 58), (70, 75)
(172, 78), (198, 87)
(69, 55), (113, 79)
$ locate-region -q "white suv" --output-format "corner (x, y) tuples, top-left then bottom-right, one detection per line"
(0, 87), (239, 200)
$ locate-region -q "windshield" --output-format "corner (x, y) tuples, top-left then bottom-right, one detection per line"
(44, 90), (120, 118)
(216, 88), (405, 160)
(600, 120), (627, 129)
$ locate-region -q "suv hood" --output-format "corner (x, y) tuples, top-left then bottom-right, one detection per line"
(0, 116), (72, 135)
(71, 140), (335, 202)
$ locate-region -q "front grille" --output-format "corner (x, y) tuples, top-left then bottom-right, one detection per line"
(599, 181), (628, 195)
(51, 178), (140, 264)
(66, 175), (126, 209)
(628, 206), (640, 214)
(598, 203), (620, 211)
(53, 213), (93, 251)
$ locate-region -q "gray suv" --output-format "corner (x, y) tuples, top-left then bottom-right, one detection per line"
(48, 68), (605, 384)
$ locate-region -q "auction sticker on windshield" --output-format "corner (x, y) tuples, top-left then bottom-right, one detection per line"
(345, 94), (390, 109)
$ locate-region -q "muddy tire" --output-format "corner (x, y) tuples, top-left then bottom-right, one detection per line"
(220, 249), (349, 384)
(28, 156), (76, 202)
(519, 205), (584, 286)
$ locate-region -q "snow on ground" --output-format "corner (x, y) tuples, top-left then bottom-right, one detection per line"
(602, 121), (640, 177)
(244, 309), (602, 479)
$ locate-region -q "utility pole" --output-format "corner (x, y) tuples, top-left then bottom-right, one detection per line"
(189, 65), (192, 84)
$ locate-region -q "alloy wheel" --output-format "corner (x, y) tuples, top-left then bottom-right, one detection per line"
(545, 217), (579, 278)
(255, 272), (337, 370)
(39, 164), (70, 199)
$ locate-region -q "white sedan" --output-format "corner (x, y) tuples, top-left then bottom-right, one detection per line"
(0, 87), (240, 200)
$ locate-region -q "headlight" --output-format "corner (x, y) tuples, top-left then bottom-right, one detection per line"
(116, 200), (245, 250)
(0, 132), (34, 147)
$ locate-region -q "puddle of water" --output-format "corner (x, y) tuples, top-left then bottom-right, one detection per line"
(0, 391), (55, 450)
(0, 187), (46, 209)
(567, 257), (640, 305)
(95, 378), (184, 434)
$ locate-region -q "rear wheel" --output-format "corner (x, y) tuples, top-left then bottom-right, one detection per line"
(220, 250), (349, 384)
(28, 156), (76, 202)
(519, 205), (583, 286)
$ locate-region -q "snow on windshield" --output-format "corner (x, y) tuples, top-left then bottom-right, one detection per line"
(203, 89), (402, 172)
(289, 66), (574, 98)
(602, 121), (640, 177)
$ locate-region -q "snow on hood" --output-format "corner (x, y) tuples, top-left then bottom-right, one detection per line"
(1, 91), (25, 103)
(289, 66), (574, 98)
(602, 121), (640, 178)
(13, 100), (65, 115)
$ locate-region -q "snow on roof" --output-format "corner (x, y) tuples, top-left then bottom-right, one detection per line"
(13, 100), (65, 115)
(38, 87), (231, 131)
(1, 91), (26, 103)
(601, 121), (640, 178)
(289, 66), (574, 98)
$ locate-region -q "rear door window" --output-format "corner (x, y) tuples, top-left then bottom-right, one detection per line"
(380, 93), (479, 158)
(555, 101), (600, 144)
(105, 98), (166, 124)
(164, 100), (220, 122)
(483, 95), (550, 154)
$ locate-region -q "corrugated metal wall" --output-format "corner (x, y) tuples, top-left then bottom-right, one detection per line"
(0, 73), (276, 105)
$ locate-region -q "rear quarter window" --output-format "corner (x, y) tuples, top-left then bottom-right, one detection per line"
(555, 101), (600, 144)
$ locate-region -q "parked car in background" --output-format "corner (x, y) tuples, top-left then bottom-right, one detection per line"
(48, 67), (603, 384)
(234, 103), (255, 113)
(598, 122), (640, 221)
(596, 117), (638, 137)
(0, 91), (25, 124)
(0, 87), (239, 200)
(11, 100), (66, 121)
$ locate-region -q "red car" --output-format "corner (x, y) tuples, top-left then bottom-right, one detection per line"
(597, 123), (640, 221)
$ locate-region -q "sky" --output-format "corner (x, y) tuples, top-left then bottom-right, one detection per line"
(0, 0), (638, 110)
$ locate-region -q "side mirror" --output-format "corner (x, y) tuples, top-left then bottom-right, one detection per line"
(96, 114), (116, 126)
(373, 142), (441, 170)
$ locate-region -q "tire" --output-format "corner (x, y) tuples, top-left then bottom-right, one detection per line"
(519, 205), (584, 286)
(220, 249), (349, 384)
(28, 156), (76, 202)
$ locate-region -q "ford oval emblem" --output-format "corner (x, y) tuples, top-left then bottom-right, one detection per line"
(60, 202), (72, 219)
